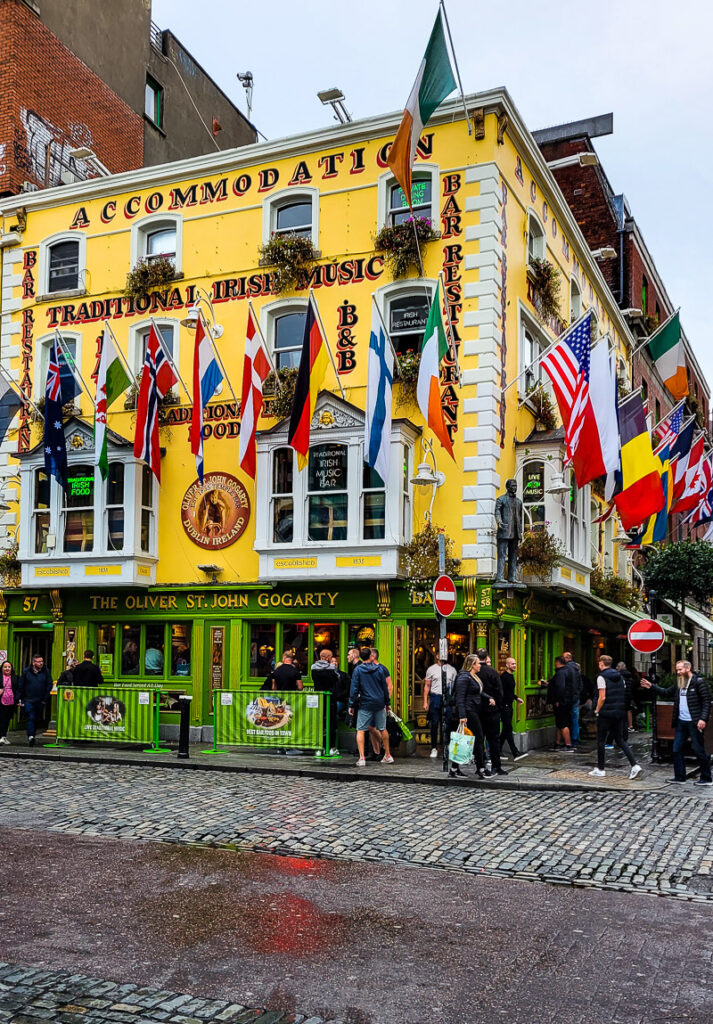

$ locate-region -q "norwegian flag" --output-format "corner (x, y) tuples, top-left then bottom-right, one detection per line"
(133, 324), (177, 482)
(43, 340), (68, 489)
(654, 405), (684, 450)
(238, 306), (271, 479)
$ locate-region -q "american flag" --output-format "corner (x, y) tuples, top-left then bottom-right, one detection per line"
(654, 404), (683, 452)
(43, 341), (68, 489)
(540, 316), (592, 467)
(133, 324), (177, 482)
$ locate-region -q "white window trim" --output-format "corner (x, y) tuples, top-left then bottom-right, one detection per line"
(376, 162), (439, 231)
(526, 208), (546, 265)
(260, 297), (308, 371)
(129, 318), (179, 379)
(518, 301), (549, 395)
(38, 231), (87, 299)
(570, 275), (582, 322)
(130, 213), (183, 273)
(261, 186), (320, 247)
(33, 331), (83, 403)
(373, 278), (437, 354)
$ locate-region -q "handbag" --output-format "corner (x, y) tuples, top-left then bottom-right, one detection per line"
(448, 723), (475, 765)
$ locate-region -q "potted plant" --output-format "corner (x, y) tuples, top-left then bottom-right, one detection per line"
(394, 349), (421, 408)
(258, 232), (317, 294)
(525, 385), (557, 431)
(401, 522), (461, 602)
(527, 257), (562, 325)
(263, 367), (299, 419)
(590, 566), (641, 610)
(517, 526), (565, 581)
(0, 542), (21, 586)
(125, 255), (177, 301)
(374, 216), (440, 279)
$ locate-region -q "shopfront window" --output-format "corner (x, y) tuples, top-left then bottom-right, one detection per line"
(284, 622), (309, 675)
(313, 623), (339, 665)
(33, 468), (50, 554)
(106, 463), (125, 551)
(272, 447), (294, 542)
(63, 464), (94, 552)
(145, 624), (165, 675)
(171, 623), (191, 677)
(363, 463), (385, 540)
(347, 623), (376, 650)
(308, 443), (348, 541)
(529, 629), (545, 685)
(121, 625), (140, 676)
(97, 624), (115, 677)
(251, 623), (276, 677)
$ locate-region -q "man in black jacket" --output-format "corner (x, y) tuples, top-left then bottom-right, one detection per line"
(476, 648), (506, 775)
(590, 654), (642, 779)
(72, 650), (104, 687)
(546, 657), (574, 751)
(18, 654), (53, 747)
(641, 660), (711, 785)
(563, 651), (582, 746)
(499, 655), (526, 760)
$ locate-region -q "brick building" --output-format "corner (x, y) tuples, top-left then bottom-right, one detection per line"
(0, 0), (256, 197)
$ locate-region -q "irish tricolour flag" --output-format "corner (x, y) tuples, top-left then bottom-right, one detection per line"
(417, 281), (454, 459)
(387, 9), (456, 202)
(95, 325), (131, 479)
(646, 311), (688, 401)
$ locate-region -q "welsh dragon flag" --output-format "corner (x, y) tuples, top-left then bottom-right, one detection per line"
(416, 280), (454, 459)
(95, 325), (131, 479)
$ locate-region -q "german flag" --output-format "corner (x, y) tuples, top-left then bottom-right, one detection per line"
(288, 293), (330, 470)
(613, 393), (664, 531)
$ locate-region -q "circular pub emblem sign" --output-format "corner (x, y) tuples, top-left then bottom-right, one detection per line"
(181, 472), (250, 550)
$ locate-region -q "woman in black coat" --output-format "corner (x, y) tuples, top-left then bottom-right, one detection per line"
(0, 659), (21, 745)
(452, 653), (497, 779)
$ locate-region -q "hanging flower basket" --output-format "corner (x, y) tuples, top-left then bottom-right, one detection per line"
(264, 367), (299, 419)
(528, 257), (562, 325)
(525, 385), (557, 431)
(258, 233), (317, 294)
(374, 216), (440, 279)
(590, 567), (641, 610)
(0, 542), (21, 586)
(395, 349), (421, 408)
(31, 396), (78, 423)
(401, 523), (461, 602)
(124, 255), (176, 301)
(517, 528), (564, 581)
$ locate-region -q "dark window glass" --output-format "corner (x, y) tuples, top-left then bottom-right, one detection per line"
(121, 625), (140, 676)
(48, 241), (79, 292)
(389, 178), (432, 225)
(145, 624), (165, 676)
(250, 623), (276, 677)
(274, 312), (306, 370)
(64, 464), (94, 552)
(273, 448), (293, 494)
(275, 201), (312, 236)
(284, 622), (309, 675)
(389, 294), (430, 355)
(145, 76), (163, 127)
(171, 623), (192, 677)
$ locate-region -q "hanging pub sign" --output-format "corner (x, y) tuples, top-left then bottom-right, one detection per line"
(523, 463), (545, 503)
(181, 472), (250, 549)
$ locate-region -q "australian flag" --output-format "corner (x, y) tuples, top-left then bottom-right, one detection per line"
(44, 340), (68, 490)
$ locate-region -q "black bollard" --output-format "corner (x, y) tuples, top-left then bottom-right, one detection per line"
(177, 694), (193, 759)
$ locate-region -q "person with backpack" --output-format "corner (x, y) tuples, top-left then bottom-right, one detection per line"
(640, 660), (711, 785)
(589, 654), (643, 780)
(348, 647), (393, 767)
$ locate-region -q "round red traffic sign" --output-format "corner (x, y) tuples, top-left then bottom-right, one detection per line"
(433, 575), (457, 618)
(627, 618), (665, 654)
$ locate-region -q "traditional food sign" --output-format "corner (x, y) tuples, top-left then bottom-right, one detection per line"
(181, 472), (250, 549)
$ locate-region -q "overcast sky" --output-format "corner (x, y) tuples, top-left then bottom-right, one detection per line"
(153, 0), (713, 381)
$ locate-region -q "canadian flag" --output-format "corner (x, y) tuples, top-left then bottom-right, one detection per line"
(671, 434), (706, 513)
(238, 306), (271, 478)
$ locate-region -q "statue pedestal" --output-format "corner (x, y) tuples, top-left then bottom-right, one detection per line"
(493, 580), (527, 591)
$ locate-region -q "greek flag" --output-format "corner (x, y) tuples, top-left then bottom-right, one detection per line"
(364, 303), (394, 485)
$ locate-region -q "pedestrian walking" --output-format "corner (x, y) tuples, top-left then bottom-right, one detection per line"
(348, 647), (393, 767)
(563, 651), (583, 746)
(476, 648), (506, 774)
(616, 661), (635, 733)
(453, 653), (497, 779)
(311, 648), (340, 756)
(546, 657), (574, 751)
(424, 657), (456, 758)
(589, 654), (642, 780)
(72, 650), (104, 687)
(499, 656), (526, 760)
(18, 654), (53, 747)
(0, 660), (20, 745)
(640, 660), (711, 785)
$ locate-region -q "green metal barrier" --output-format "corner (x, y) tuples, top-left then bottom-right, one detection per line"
(47, 684), (168, 752)
(204, 688), (335, 757)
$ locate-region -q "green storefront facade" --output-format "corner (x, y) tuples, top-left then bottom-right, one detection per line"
(0, 577), (648, 747)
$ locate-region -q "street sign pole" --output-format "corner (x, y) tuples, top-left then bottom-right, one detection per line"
(649, 591), (660, 762)
(438, 534), (449, 774)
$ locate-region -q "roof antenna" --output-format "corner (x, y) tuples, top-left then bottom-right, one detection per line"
(237, 72), (254, 120)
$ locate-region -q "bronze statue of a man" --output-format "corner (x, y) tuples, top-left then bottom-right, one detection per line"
(495, 479), (523, 583)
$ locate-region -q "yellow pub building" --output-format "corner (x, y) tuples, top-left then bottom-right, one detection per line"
(0, 88), (653, 747)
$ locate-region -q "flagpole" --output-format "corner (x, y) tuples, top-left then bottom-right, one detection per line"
(370, 294), (400, 367)
(54, 330), (96, 408)
(247, 300), (277, 376)
(308, 290), (346, 400)
(199, 311), (239, 406)
(149, 317), (192, 402)
(103, 321), (138, 388)
(439, 1), (471, 135)
(439, 271), (462, 386)
(502, 308), (592, 396)
(651, 397), (686, 437)
(0, 363), (43, 419)
(630, 307), (680, 356)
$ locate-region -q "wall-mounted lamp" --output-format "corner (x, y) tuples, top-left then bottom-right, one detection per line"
(180, 288), (224, 338)
(410, 438), (445, 525)
(197, 563), (223, 584)
(591, 247), (617, 260)
(547, 153), (599, 170)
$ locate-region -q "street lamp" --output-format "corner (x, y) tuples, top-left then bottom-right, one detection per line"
(410, 438), (445, 524)
(180, 288), (224, 338)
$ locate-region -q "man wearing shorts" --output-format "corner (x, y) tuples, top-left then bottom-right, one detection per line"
(348, 647), (393, 767)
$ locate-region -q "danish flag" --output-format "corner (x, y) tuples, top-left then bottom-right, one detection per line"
(238, 306), (271, 478)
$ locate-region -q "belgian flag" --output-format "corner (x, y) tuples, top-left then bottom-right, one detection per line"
(288, 293), (330, 470)
(613, 392), (664, 531)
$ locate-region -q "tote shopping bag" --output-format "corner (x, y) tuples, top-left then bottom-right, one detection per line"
(448, 724), (475, 765)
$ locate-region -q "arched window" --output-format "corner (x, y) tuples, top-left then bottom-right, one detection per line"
(274, 200), (313, 238)
(527, 211), (545, 264)
(387, 289), (433, 355)
(274, 310), (306, 369)
(570, 276), (582, 322)
(39, 232), (86, 297)
(131, 214), (182, 272)
(388, 176), (433, 226)
(521, 460), (545, 529)
(263, 187), (319, 247)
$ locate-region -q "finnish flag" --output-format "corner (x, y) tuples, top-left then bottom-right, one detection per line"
(364, 303), (394, 486)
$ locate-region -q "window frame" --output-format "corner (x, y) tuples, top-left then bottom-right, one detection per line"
(145, 74), (164, 128)
(373, 278), (436, 359)
(38, 232), (87, 299)
(260, 298), (308, 375)
(33, 331), (82, 404)
(376, 163), (439, 231)
(130, 213), (183, 274)
(526, 209), (546, 265)
(518, 305), (549, 396)
(262, 186), (320, 248)
(569, 275), (582, 323)
(128, 318), (179, 380)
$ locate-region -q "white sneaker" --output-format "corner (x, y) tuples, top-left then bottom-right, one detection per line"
(429, 748), (438, 758)
(328, 747), (340, 756)
(0, 736), (9, 745)
(588, 768), (606, 777)
(382, 755), (394, 764)
(514, 752), (529, 761)
(629, 764), (643, 780)
(355, 758), (366, 767)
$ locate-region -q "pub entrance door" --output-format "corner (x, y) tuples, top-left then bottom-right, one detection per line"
(13, 629), (54, 674)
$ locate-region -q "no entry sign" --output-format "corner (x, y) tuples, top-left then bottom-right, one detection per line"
(433, 575), (457, 618)
(627, 618), (665, 654)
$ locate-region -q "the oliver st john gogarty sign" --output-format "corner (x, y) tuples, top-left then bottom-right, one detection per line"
(87, 591), (341, 611)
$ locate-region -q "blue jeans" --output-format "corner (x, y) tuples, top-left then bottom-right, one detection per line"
(673, 720), (712, 782)
(24, 699), (44, 739)
(571, 703), (580, 745)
